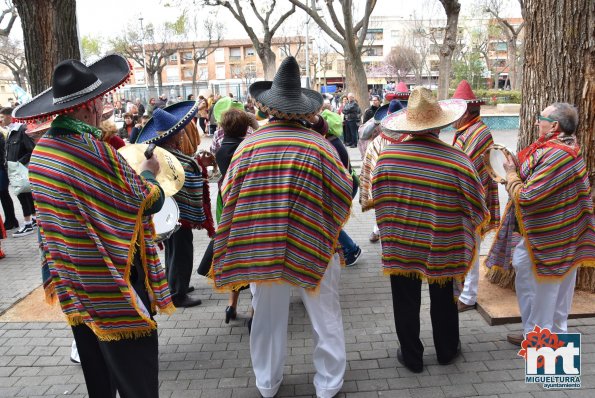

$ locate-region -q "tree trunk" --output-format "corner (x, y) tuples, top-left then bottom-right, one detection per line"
(156, 70), (163, 93)
(518, 0), (595, 292)
(14, 0), (80, 96)
(260, 47), (277, 80)
(507, 38), (520, 90)
(344, 50), (369, 112)
(437, 0), (461, 99)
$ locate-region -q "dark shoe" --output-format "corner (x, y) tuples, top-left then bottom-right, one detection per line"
(3, 220), (18, 230)
(31, 218), (37, 228)
(457, 301), (476, 312)
(13, 224), (34, 237)
(345, 247), (362, 267)
(187, 286), (195, 293)
(397, 348), (423, 373)
(225, 306), (237, 324)
(173, 296), (202, 308)
(507, 333), (524, 347)
(438, 341), (461, 365)
(369, 231), (380, 243)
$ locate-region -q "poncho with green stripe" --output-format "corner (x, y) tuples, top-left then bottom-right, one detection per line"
(30, 116), (174, 341)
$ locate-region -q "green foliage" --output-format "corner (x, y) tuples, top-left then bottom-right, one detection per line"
(81, 35), (103, 62)
(165, 14), (187, 36)
(451, 51), (484, 90)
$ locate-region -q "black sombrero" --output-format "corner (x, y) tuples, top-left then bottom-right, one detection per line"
(13, 54), (131, 121)
(249, 56), (323, 120)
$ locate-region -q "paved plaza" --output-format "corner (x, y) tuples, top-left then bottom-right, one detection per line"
(0, 133), (593, 397)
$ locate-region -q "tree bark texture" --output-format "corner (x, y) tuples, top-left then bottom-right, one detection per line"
(437, 0), (461, 100)
(343, 50), (369, 111)
(517, 0), (595, 292)
(14, 0), (80, 96)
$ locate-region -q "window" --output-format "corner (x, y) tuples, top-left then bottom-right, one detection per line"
(216, 64), (225, 79)
(365, 28), (383, 41)
(166, 67), (179, 82)
(182, 69), (193, 79)
(214, 48), (225, 63)
(366, 46), (383, 57)
(391, 30), (400, 38)
(183, 51), (193, 61)
(199, 67), (208, 80)
(169, 53), (178, 62)
(245, 47), (255, 57)
(430, 60), (440, 71)
(135, 70), (145, 84)
(229, 47), (241, 62)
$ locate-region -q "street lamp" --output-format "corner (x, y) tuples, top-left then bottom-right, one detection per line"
(139, 17), (149, 91)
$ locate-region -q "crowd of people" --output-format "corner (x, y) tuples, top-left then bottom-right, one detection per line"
(0, 52), (593, 398)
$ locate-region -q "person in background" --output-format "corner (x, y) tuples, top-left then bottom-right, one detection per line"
(146, 97), (156, 116)
(0, 107), (36, 237)
(0, 127), (18, 230)
(341, 93), (361, 148)
(135, 98), (145, 117)
(451, 80), (500, 313)
(99, 120), (126, 150)
(117, 112), (134, 140)
(362, 95), (381, 124)
(197, 95), (209, 134)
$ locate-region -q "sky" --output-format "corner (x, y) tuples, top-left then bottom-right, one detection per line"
(73, 0), (522, 44)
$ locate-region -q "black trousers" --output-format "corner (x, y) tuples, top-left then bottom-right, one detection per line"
(16, 191), (35, 218)
(71, 324), (159, 398)
(390, 275), (459, 369)
(344, 120), (359, 146)
(0, 189), (17, 225)
(164, 226), (194, 300)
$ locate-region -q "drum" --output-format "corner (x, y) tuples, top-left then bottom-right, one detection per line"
(153, 197), (180, 242)
(484, 144), (518, 184)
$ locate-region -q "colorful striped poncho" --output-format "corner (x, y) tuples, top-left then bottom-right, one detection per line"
(170, 149), (214, 235)
(372, 134), (489, 283)
(452, 118), (500, 232)
(30, 126), (174, 341)
(212, 120), (353, 291)
(359, 131), (404, 212)
(486, 139), (595, 279)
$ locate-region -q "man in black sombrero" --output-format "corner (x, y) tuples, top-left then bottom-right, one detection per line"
(211, 56), (353, 398)
(15, 55), (174, 398)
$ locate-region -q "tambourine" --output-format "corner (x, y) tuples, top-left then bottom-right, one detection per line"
(484, 144), (518, 184)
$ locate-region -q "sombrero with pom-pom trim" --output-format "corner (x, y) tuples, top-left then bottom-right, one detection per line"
(12, 54), (132, 122)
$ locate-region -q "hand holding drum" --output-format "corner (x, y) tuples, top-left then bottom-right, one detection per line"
(484, 144), (519, 184)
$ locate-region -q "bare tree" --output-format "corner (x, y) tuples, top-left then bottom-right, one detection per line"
(288, 0), (378, 108)
(13, 0), (80, 96)
(110, 21), (183, 91)
(185, 14), (223, 96)
(484, 0), (525, 90)
(204, 0), (296, 79)
(436, 0), (461, 99)
(385, 46), (420, 83)
(0, 1), (17, 37)
(0, 36), (27, 89)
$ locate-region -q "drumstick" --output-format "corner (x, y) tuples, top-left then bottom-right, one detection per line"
(144, 143), (156, 159)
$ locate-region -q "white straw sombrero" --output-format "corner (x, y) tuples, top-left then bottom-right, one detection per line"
(381, 87), (467, 134)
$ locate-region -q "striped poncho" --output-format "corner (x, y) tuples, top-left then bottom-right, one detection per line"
(212, 120), (353, 291)
(452, 118), (500, 232)
(30, 126), (174, 341)
(486, 139), (595, 279)
(372, 134), (489, 283)
(359, 131), (404, 212)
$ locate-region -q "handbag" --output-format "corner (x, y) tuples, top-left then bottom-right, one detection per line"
(7, 161), (31, 195)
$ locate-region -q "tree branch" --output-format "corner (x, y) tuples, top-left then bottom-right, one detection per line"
(287, 0), (344, 44)
(270, 4), (296, 37)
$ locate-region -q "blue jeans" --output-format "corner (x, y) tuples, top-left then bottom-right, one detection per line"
(339, 229), (359, 260)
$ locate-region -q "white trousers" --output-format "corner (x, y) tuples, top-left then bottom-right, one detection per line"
(512, 238), (578, 335)
(373, 224), (380, 234)
(459, 234), (482, 305)
(250, 254), (345, 398)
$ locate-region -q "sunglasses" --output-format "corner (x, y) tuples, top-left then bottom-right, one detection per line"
(536, 114), (557, 123)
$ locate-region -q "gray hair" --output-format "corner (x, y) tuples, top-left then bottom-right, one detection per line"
(549, 102), (578, 134)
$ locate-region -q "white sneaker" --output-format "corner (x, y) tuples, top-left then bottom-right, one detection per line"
(70, 340), (80, 364)
(13, 224), (34, 237)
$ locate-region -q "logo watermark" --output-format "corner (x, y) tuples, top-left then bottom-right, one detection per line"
(518, 326), (581, 389)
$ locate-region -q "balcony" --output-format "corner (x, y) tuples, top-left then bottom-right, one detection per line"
(229, 56), (242, 63)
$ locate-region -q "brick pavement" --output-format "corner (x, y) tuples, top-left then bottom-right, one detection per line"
(0, 133), (593, 397)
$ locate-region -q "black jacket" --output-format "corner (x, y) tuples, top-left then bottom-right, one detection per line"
(5, 123), (34, 166)
(342, 101), (361, 122)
